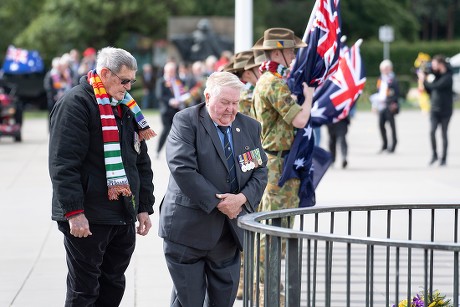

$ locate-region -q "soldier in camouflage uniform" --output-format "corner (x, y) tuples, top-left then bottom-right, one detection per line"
(251, 28), (315, 287)
(224, 47), (267, 119)
(239, 44), (266, 118)
(252, 27), (314, 215)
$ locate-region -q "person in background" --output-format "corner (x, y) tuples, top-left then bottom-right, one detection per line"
(204, 55), (218, 76)
(327, 116), (350, 169)
(69, 49), (81, 86)
(155, 61), (187, 158)
(374, 59), (400, 153)
(223, 51), (252, 113)
(240, 46), (266, 119)
(418, 54), (454, 166)
(44, 57), (63, 117)
(187, 61), (207, 106)
(49, 47), (156, 306)
(178, 62), (194, 90)
(159, 71), (267, 307)
(251, 28), (314, 291)
(141, 63), (156, 109)
(44, 56), (73, 120)
(215, 50), (233, 72)
(77, 47), (97, 78)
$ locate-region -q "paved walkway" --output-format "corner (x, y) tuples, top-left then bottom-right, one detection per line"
(1, 109), (459, 306)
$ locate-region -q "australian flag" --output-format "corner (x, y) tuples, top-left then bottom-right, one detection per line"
(288, 0), (341, 104)
(2, 45), (44, 74)
(311, 39), (367, 126)
(279, 0), (342, 207)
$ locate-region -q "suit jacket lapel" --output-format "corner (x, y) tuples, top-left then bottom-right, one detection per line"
(231, 115), (243, 183)
(199, 105), (228, 168)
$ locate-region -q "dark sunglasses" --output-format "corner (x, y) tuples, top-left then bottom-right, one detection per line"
(107, 68), (136, 85)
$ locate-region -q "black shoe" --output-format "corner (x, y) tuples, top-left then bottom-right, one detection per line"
(440, 159), (446, 166)
(378, 147), (387, 154)
(429, 156), (438, 165)
(342, 160), (348, 169)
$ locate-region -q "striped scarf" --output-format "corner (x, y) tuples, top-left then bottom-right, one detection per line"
(87, 69), (156, 200)
(259, 61), (288, 79)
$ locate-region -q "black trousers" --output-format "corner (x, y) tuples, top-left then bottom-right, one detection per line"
(57, 222), (135, 307)
(379, 109), (397, 151)
(327, 119), (349, 162)
(430, 112), (451, 161)
(157, 112), (175, 154)
(164, 222), (240, 307)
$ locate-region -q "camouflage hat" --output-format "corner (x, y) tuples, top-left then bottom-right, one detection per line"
(252, 27), (306, 50)
(224, 50), (253, 73)
(244, 38), (266, 70)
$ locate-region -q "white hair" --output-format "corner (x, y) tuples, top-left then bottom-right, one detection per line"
(380, 59), (393, 70)
(204, 71), (244, 98)
(96, 47), (137, 74)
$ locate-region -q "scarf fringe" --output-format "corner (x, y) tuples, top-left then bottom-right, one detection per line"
(108, 185), (132, 200)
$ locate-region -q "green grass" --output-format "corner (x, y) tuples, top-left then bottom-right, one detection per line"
(24, 110), (48, 119)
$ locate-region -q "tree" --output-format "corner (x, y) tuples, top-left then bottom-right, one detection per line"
(1, 0), (459, 67)
(340, 0), (419, 42)
(12, 0), (195, 63)
(0, 0), (45, 58)
(411, 0), (459, 40)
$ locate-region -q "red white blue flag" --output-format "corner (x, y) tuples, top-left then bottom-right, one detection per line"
(311, 40), (367, 126)
(280, 0), (342, 207)
(288, 0), (341, 103)
(2, 45), (44, 74)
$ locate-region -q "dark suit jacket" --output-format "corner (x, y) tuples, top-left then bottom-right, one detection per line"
(158, 103), (268, 251)
(377, 74), (400, 113)
(155, 77), (181, 117)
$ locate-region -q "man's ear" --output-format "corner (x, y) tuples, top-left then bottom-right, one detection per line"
(100, 67), (110, 81)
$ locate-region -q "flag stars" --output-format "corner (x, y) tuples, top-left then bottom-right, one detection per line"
(303, 126), (313, 139)
(294, 158), (306, 170)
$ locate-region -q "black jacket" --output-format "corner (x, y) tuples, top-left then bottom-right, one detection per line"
(424, 70), (454, 117)
(49, 76), (155, 224)
(155, 77), (182, 117)
(377, 74), (400, 112)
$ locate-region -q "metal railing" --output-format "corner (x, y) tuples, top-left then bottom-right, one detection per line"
(238, 204), (460, 307)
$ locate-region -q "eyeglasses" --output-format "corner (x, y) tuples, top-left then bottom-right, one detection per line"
(107, 68), (136, 85)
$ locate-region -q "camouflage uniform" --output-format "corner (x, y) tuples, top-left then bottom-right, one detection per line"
(239, 83), (256, 119)
(253, 71), (302, 214)
(252, 69), (303, 284)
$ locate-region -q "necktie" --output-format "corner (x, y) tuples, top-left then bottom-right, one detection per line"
(217, 126), (238, 193)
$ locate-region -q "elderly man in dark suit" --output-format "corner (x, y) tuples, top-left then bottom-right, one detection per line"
(159, 71), (268, 307)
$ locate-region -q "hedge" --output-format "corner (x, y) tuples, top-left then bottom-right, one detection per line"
(360, 40), (460, 77)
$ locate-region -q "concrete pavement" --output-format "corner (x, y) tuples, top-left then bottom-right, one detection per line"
(1, 109), (459, 306)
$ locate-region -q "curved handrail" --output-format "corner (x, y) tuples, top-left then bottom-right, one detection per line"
(238, 203), (460, 251)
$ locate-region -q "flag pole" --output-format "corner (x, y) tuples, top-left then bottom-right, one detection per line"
(303, 0), (319, 41)
(299, 0), (319, 57)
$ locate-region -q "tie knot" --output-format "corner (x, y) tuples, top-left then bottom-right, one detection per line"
(217, 126), (229, 134)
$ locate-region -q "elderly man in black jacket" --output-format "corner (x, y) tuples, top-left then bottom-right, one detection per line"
(49, 47), (155, 306)
(418, 54), (454, 166)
